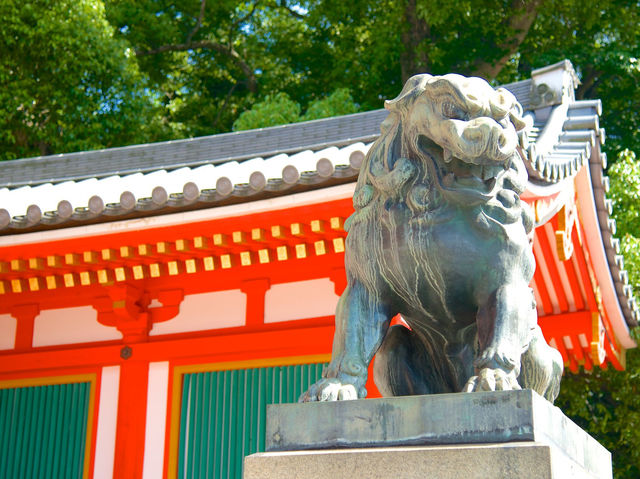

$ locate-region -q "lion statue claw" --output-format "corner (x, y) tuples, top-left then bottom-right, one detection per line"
(300, 73), (563, 404)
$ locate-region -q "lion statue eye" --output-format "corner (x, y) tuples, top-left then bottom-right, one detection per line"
(442, 102), (465, 120)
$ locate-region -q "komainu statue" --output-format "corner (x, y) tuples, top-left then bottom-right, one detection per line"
(300, 74), (563, 403)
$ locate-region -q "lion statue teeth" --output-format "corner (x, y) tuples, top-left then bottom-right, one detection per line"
(300, 73), (563, 404)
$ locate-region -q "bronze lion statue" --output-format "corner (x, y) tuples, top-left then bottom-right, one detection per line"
(301, 74), (563, 403)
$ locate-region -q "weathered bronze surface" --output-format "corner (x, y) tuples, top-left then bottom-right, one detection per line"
(300, 74), (563, 403)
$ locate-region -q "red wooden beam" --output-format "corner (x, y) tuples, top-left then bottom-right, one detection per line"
(0, 323), (336, 376)
(532, 266), (554, 315)
(571, 225), (600, 313)
(536, 224), (570, 313)
(550, 215), (586, 311)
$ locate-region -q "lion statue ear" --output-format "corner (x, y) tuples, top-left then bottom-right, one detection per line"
(384, 74), (432, 113)
(494, 87), (527, 132)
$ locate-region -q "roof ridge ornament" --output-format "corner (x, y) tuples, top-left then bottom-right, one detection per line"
(530, 59), (580, 110)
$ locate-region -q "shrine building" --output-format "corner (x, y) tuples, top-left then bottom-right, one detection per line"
(0, 60), (636, 478)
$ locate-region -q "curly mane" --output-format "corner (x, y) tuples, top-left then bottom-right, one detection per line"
(348, 73), (532, 237)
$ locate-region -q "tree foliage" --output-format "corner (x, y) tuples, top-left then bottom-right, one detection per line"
(233, 88), (358, 130)
(233, 92), (301, 130)
(301, 88), (359, 121)
(555, 351), (640, 478)
(0, 0), (163, 160)
(608, 150), (640, 241)
(3, 0), (640, 158)
(608, 150), (640, 312)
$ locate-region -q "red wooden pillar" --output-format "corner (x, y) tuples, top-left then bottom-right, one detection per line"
(329, 267), (347, 296)
(11, 303), (39, 352)
(102, 286), (153, 478)
(113, 357), (149, 478)
(241, 278), (271, 327)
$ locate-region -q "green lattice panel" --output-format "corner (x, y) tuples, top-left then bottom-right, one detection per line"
(178, 362), (326, 479)
(0, 381), (91, 479)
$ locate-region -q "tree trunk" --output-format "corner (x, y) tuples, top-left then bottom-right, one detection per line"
(576, 66), (601, 100)
(471, 0), (542, 80)
(400, 0), (430, 82)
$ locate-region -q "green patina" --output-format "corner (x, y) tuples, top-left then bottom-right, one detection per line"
(301, 74), (563, 404)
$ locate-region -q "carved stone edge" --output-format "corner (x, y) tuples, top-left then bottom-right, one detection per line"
(265, 390), (611, 478)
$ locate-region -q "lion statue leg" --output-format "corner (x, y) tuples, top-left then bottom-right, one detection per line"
(299, 280), (391, 402)
(373, 325), (471, 396)
(464, 282), (535, 392)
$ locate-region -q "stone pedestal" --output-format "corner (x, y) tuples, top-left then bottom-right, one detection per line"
(243, 390), (612, 479)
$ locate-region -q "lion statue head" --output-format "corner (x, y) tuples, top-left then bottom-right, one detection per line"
(385, 74), (526, 165)
(351, 73), (532, 235)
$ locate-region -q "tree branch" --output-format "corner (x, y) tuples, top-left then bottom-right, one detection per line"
(471, 0), (542, 80)
(214, 82), (239, 129)
(186, 0), (206, 44)
(136, 41), (257, 92)
(232, 1), (261, 30)
(276, 0), (305, 19)
(137, 2), (259, 93)
(229, 1), (261, 49)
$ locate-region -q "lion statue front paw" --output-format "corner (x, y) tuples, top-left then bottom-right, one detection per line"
(463, 367), (522, 392)
(299, 378), (360, 402)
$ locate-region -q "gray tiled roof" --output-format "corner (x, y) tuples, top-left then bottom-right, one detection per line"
(0, 110), (389, 188)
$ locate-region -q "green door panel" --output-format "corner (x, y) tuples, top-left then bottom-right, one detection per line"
(178, 362), (326, 479)
(0, 381), (91, 479)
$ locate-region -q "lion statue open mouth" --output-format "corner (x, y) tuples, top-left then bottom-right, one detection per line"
(300, 73), (563, 403)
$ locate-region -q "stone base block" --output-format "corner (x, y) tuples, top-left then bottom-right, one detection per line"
(244, 441), (600, 479)
(259, 390), (611, 478)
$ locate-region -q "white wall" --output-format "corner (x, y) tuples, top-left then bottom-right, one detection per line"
(142, 362), (170, 479)
(265, 278), (340, 323)
(0, 314), (16, 350)
(32, 306), (122, 347)
(150, 289), (246, 335)
(93, 366), (120, 479)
